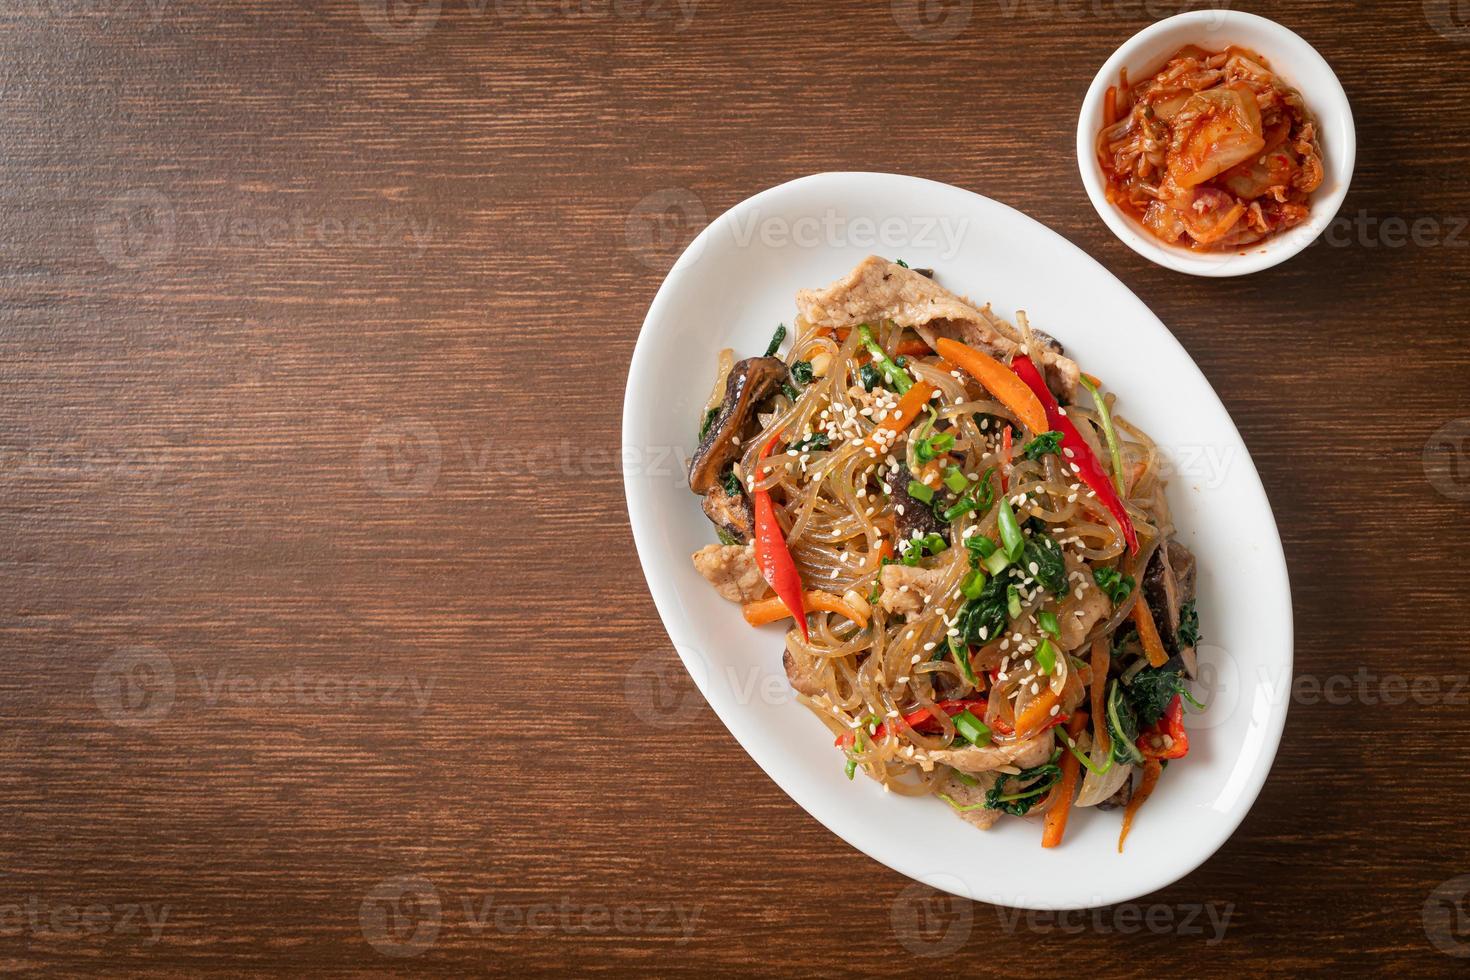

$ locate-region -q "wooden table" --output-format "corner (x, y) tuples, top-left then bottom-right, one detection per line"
(2, 0), (1467, 972)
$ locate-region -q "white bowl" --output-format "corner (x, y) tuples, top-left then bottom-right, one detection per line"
(623, 171), (1295, 910)
(1076, 10), (1356, 277)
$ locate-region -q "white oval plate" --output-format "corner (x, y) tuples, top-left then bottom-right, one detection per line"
(622, 172), (1293, 910)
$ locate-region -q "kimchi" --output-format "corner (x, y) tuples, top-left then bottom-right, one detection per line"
(1098, 45), (1325, 251)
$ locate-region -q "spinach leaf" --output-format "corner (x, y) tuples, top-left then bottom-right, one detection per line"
(1021, 431), (1064, 460)
(954, 571), (1010, 646)
(1106, 680), (1144, 765)
(790, 360), (814, 385)
(1021, 532), (1067, 594)
(858, 363), (885, 391)
(764, 324), (787, 357)
(791, 433), (830, 452)
(716, 528), (741, 546)
(1093, 566), (1135, 604)
(721, 469), (742, 498)
(898, 532), (948, 567)
(984, 752), (1063, 816)
(697, 406), (719, 442)
(1177, 599), (1200, 647)
(895, 258), (909, 268)
(1127, 663), (1187, 728)
(1127, 660), (1206, 725)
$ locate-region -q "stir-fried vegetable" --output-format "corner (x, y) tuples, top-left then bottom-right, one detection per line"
(864, 381), (937, 453)
(834, 698), (989, 748)
(752, 433), (807, 638)
(1078, 375), (1125, 495)
(986, 749), (1064, 817)
(1009, 354), (1139, 554)
(1118, 759), (1162, 852)
(1042, 711), (1091, 848)
(1130, 598), (1170, 668)
(1106, 679), (1144, 765)
(1138, 695), (1189, 760)
(1093, 567), (1135, 604)
(1022, 430), (1063, 460)
(996, 493), (1024, 561)
(764, 323), (787, 357)
(857, 324), (915, 394)
(933, 337), (1049, 435)
(742, 590), (868, 630)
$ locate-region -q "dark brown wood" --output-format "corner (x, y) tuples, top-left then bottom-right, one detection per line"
(1, 0), (1467, 972)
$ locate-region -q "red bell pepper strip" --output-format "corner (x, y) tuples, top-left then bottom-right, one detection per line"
(1009, 355), (1138, 554)
(834, 698), (988, 748)
(1138, 694), (1188, 760)
(753, 433), (808, 639)
(1000, 424), (1013, 492)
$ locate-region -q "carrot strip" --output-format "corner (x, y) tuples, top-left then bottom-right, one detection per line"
(1042, 711), (1090, 848)
(1089, 636), (1111, 759)
(1131, 598), (1170, 668)
(895, 338), (932, 358)
(863, 381), (937, 453)
(1013, 685), (1062, 741)
(1117, 759), (1162, 853)
(934, 338), (1049, 435)
(743, 590), (869, 630)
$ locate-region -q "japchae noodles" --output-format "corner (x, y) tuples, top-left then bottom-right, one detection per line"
(687, 257), (1204, 850)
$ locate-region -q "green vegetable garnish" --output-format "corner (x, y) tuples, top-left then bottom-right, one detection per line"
(1107, 679), (1144, 765)
(1079, 375), (1125, 495)
(906, 480), (935, 504)
(721, 470), (742, 498)
(1177, 599), (1201, 647)
(1037, 610), (1060, 637)
(996, 494), (1024, 561)
(953, 570), (1010, 647)
(984, 750), (1063, 816)
(960, 568), (987, 600)
(1093, 566), (1135, 604)
(764, 323), (787, 357)
(1006, 584), (1021, 620)
(791, 433), (830, 452)
(1020, 532), (1067, 594)
(953, 709), (991, 746)
(698, 406), (719, 442)
(982, 549), (1010, 576)
(943, 466), (968, 494)
(949, 638), (978, 687)
(790, 360), (814, 385)
(856, 324), (913, 394)
(1059, 730), (1115, 777)
(1021, 431), (1063, 460)
(1035, 638), (1058, 674)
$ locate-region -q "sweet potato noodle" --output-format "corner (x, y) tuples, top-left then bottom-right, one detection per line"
(685, 258), (1206, 849)
(1098, 45), (1324, 250)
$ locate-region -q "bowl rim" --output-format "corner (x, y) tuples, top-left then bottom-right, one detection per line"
(1075, 9), (1357, 277)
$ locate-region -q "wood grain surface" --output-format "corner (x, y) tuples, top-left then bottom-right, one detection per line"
(1, 0), (1468, 973)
